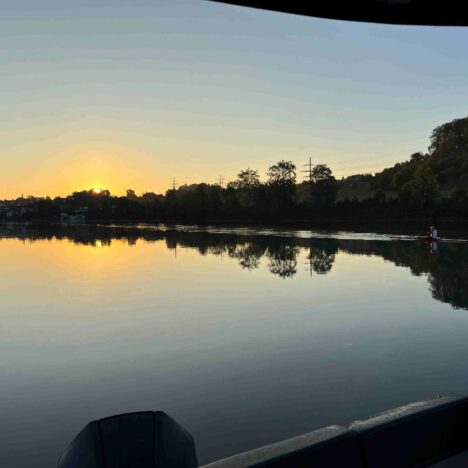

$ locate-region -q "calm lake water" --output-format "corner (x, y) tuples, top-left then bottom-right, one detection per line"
(2, 223), (468, 467)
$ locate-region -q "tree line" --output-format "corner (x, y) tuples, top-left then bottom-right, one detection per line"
(0, 160), (339, 222)
(2, 115), (468, 222)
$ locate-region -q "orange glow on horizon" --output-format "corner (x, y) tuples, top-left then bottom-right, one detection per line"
(0, 143), (173, 199)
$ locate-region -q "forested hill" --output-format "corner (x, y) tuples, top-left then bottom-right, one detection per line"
(339, 116), (468, 201)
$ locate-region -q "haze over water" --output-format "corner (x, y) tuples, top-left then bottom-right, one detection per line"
(2, 223), (468, 467)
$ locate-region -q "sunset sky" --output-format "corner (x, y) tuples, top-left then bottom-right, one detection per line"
(2, 0), (468, 198)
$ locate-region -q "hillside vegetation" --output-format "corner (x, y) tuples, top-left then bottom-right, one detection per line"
(339, 116), (468, 202)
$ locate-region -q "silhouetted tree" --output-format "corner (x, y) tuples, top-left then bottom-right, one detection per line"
(126, 189), (138, 201)
(266, 160), (297, 216)
(267, 160), (296, 186)
(310, 164), (338, 208)
(228, 168), (260, 211)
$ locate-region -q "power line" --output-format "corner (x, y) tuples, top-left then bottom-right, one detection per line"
(170, 176), (227, 189)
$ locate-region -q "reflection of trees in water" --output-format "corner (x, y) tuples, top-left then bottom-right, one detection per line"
(429, 274), (468, 310)
(0, 223), (144, 247)
(307, 246), (336, 275)
(2, 223), (468, 310)
(228, 242), (264, 271)
(267, 244), (300, 278)
(228, 240), (304, 278)
(344, 240), (468, 311)
(427, 246), (468, 310)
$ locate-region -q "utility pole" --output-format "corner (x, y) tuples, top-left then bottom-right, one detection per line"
(217, 175), (224, 187)
(301, 157), (313, 183)
(301, 157), (314, 205)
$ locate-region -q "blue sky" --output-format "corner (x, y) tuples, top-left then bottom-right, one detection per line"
(2, 0), (468, 196)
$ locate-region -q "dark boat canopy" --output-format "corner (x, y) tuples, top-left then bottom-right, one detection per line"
(209, 1), (468, 26)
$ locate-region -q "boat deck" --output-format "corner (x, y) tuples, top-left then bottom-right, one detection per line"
(430, 450), (468, 467)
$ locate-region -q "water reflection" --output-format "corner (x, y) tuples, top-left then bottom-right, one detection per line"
(1, 223), (468, 310)
(307, 245), (337, 275)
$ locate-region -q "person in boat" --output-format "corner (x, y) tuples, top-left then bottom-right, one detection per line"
(428, 225), (438, 239)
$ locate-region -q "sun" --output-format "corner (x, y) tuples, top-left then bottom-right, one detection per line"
(92, 187), (102, 194)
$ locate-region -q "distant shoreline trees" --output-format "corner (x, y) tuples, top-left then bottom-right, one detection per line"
(2, 115), (468, 223)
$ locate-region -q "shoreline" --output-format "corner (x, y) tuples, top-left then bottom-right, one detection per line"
(4, 217), (468, 237)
